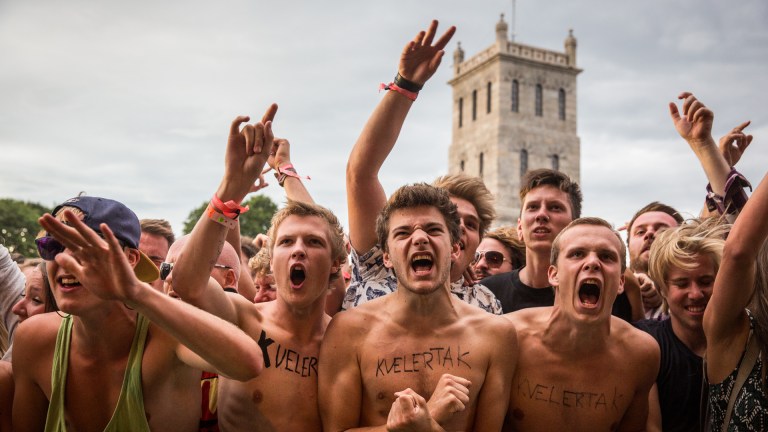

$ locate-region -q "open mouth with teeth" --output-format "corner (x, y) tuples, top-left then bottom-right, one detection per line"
(578, 281), (600, 308)
(685, 304), (707, 314)
(290, 264), (306, 288)
(411, 254), (434, 276)
(58, 276), (82, 291)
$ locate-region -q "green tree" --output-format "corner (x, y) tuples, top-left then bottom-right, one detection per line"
(0, 198), (52, 258)
(183, 195), (279, 237)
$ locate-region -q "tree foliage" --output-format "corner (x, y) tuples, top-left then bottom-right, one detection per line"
(0, 198), (52, 258)
(182, 195), (279, 237)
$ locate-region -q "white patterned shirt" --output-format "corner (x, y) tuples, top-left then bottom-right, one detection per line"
(341, 245), (502, 315)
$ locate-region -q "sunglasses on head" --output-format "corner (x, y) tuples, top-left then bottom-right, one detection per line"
(473, 250), (508, 268)
(159, 262), (232, 281)
(35, 233), (127, 261)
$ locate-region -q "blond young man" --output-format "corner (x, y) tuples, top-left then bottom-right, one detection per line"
(505, 218), (659, 431)
(170, 107), (347, 431)
(320, 183), (517, 431)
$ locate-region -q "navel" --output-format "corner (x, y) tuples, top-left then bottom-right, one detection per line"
(252, 389), (263, 404)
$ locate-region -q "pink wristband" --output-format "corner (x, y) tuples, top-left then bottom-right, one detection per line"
(211, 195), (249, 219)
(379, 82), (418, 101)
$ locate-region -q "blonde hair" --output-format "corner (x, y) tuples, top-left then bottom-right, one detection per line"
(648, 218), (729, 297)
(433, 173), (496, 236)
(268, 200), (347, 281)
(249, 248), (271, 277)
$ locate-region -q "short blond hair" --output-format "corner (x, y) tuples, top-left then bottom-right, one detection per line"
(267, 200), (347, 280)
(648, 218), (729, 296)
(551, 217), (627, 272)
(249, 248), (271, 277)
(433, 173), (495, 236)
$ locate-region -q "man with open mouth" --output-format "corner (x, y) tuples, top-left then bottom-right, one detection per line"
(12, 196), (263, 431)
(504, 217), (659, 431)
(169, 106), (347, 431)
(342, 19), (501, 316)
(320, 182), (517, 431)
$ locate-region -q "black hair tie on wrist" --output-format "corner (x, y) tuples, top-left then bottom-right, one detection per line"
(394, 73), (424, 93)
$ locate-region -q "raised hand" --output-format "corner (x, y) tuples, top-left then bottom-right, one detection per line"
(38, 210), (146, 304)
(669, 92), (714, 149)
(219, 103), (278, 202)
(399, 20), (456, 86)
(266, 137), (293, 172)
(387, 388), (437, 432)
(719, 121), (753, 166)
(426, 374), (471, 426)
(635, 272), (662, 311)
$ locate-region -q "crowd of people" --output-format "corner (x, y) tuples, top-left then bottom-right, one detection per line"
(0, 19), (766, 431)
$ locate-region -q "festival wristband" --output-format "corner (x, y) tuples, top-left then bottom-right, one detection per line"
(394, 73), (424, 92)
(206, 204), (238, 230)
(379, 82), (418, 101)
(211, 194), (249, 219)
(274, 163), (311, 187)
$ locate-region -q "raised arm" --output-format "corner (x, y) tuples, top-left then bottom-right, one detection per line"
(347, 20), (455, 253)
(38, 211), (264, 380)
(669, 92), (731, 196)
(705, 170), (768, 353)
(172, 106), (276, 321)
(266, 137), (314, 204)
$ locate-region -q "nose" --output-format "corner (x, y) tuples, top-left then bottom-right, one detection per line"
(582, 253), (601, 271)
(643, 228), (657, 243)
(411, 228), (429, 246)
(689, 283), (706, 300)
(11, 298), (26, 319)
(534, 207), (549, 222)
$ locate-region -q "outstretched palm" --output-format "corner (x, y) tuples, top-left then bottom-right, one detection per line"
(399, 20), (456, 85)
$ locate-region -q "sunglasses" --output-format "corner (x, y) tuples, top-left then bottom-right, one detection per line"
(36, 233), (127, 261)
(473, 250), (509, 268)
(159, 262), (232, 281)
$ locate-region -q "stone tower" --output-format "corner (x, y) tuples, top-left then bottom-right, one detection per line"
(448, 14), (582, 227)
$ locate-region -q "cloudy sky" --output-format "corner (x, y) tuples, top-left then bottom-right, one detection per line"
(1, 0), (767, 236)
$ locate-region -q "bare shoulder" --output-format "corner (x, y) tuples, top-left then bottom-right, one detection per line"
(458, 302), (517, 339)
(13, 313), (61, 353)
(326, 300), (383, 339)
(504, 307), (551, 334)
(612, 317), (660, 370)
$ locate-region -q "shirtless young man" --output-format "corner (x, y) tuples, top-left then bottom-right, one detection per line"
(343, 20), (501, 315)
(506, 217), (659, 431)
(320, 184), (517, 431)
(169, 106), (346, 431)
(12, 196), (262, 432)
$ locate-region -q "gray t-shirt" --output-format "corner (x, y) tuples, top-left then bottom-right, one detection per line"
(0, 245), (25, 361)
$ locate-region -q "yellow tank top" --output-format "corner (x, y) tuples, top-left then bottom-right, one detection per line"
(44, 314), (151, 431)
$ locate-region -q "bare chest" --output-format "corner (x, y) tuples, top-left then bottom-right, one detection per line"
(508, 345), (635, 431)
(359, 335), (489, 423)
(217, 329), (322, 432)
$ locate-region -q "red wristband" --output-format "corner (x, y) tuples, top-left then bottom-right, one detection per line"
(211, 195), (249, 219)
(206, 204), (238, 230)
(379, 82), (418, 101)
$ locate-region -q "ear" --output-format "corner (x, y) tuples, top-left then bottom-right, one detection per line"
(547, 264), (559, 287)
(450, 241), (461, 263)
(125, 248), (141, 268)
(382, 250), (394, 269)
(224, 269), (238, 289)
(517, 217), (524, 241)
(618, 272), (626, 295)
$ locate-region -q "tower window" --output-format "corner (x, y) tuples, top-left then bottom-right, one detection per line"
(551, 154), (560, 171)
(558, 88), (566, 120)
(511, 80), (519, 113)
(472, 90), (477, 121)
(458, 98), (463, 128)
(460, 160), (465, 171)
(535, 84), (543, 117)
(520, 149), (528, 178)
(479, 152), (484, 178)
(486, 82), (492, 114)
